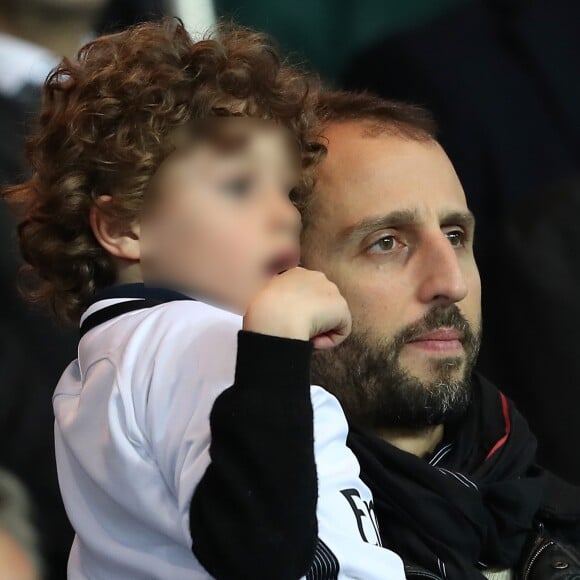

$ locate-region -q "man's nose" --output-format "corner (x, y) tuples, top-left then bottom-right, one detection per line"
(415, 233), (468, 306)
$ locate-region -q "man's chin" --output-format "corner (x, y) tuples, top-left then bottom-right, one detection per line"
(399, 354), (466, 385)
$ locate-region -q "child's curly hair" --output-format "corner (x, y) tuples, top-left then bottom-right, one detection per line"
(2, 19), (324, 323)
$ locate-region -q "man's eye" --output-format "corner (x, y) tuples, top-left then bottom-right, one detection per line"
(446, 230), (465, 248)
(368, 236), (398, 253)
(221, 176), (253, 197)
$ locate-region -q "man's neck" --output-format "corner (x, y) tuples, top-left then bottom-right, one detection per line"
(376, 424), (444, 458)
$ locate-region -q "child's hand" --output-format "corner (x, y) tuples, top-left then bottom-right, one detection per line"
(243, 267), (352, 350)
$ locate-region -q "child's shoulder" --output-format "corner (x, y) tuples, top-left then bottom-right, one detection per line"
(121, 299), (242, 351)
(78, 297), (242, 390)
(80, 296), (242, 361)
(147, 299), (243, 356)
(149, 299), (242, 334)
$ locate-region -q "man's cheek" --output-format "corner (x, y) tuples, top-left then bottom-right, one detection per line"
(350, 282), (392, 321)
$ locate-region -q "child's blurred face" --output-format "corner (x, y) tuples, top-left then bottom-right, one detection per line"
(139, 119), (302, 313)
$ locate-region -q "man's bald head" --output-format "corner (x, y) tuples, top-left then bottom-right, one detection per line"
(298, 91), (437, 229)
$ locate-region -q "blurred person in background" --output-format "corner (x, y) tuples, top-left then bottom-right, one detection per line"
(343, 0), (580, 484)
(214, 0), (463, 82)
(0, 0), (167, 180)
(0, 0), (106, 184)
(0, 469), (42, 580)
(0, 1), (167, 577)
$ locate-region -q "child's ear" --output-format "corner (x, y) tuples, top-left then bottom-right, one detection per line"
(89, 196), (141, 261)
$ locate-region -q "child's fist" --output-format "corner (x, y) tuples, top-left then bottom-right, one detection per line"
(243, 267), (351, 350)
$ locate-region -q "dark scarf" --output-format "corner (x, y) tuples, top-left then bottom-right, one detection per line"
(347, 373), (545, 579)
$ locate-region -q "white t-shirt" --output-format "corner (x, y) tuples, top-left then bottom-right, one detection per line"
(54, 287), (404, 579)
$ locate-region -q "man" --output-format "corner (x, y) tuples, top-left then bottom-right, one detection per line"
(299, 91), (580, 579)
(342, 0), (580, 484)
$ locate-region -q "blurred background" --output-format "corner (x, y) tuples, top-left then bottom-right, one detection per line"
(0, 0), (578, 577)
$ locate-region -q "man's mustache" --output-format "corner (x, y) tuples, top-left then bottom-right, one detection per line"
(394, 305), (476, 349)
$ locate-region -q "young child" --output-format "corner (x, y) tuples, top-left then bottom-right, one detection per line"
(4, 20), (405, 580)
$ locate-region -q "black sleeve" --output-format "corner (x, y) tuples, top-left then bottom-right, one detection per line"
(189, 330), (318, 580)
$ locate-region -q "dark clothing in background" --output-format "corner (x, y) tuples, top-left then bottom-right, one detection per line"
(487, 177), (580, 487)
(96, 0), (166, 34)
(0, 90), (76, 580)
(0, 95), (25, 184)
(343, 0), (580, 483)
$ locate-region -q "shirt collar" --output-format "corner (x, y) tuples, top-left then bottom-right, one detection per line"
(79, 284), (195, 338)
(86, 283), (194, 306)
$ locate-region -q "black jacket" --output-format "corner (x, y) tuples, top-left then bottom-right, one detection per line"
(404, 473), (580, 579)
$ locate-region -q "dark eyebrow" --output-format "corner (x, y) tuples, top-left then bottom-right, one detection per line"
(339, 208), (476, 244)
(339, 209), (421, 243)
(440, 210), (476, 232)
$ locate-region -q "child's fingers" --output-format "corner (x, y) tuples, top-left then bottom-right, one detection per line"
(311, 313), (352, 350)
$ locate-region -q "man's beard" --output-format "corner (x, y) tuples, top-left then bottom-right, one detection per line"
(311, 305), (481, 431)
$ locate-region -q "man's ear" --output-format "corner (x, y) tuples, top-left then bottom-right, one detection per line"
(89, 196), (141, 261)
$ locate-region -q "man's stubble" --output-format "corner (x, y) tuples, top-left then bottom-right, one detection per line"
(311, 305), (481, 431)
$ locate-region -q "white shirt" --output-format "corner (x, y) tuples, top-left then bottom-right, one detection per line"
(54, 294), (404, 579)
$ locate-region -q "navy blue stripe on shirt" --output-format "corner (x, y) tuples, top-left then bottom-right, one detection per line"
(80, 299), (162, 338)
(86, 283), (193, 306)
(80, 284), (195, 338)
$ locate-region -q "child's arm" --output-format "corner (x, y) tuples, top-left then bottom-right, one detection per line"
(190, 331), (315, 580)
(189, 268), (351, 580)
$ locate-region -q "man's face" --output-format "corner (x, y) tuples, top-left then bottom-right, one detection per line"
(301, 122), (482, 431)
(139, 120), (301, 313)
